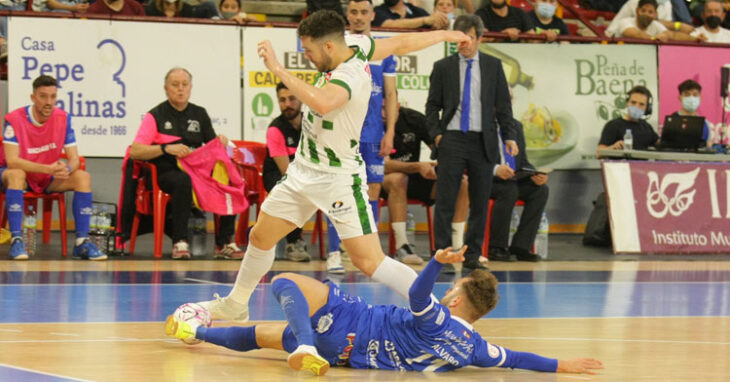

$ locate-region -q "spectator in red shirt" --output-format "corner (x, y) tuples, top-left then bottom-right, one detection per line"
(87, 0), (145, 15)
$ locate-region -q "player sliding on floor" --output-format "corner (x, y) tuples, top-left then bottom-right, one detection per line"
(193, 10), (472, 322)
(167, 246), (603, 376)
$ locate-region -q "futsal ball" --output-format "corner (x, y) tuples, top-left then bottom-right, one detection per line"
(173, 302), (212, 345)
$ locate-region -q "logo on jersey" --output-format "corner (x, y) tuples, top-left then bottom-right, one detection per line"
(4, 126), (15, 139)
(462, 330), (471, 339)
(187, 120), (200, 133)
(367, 340), (380, 368)
(487, 344), (500, 359)
(316, 313), (333, 334)
(384, 340), (404, 370)
(336, 333), (356, 366)
(26, 142), (57, 155)
(164, 121), (173, 130)
(402, 133), (416, 144)
(287, 137), (295, 146)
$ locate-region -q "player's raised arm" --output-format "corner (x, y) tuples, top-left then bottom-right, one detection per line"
(409, 246), (466, 312)
(371, 30), (470, 62)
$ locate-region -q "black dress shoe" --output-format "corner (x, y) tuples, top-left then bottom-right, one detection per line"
(463, 260), (488, 270)
(510, 247), (541, 262)
(488, 247), (515, 262)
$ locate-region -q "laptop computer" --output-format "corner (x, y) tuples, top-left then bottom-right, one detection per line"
(658, 115), (705, 151)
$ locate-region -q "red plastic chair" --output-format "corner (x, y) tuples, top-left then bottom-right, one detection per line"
(230, 141), (267, 247)
(0, 154), (86, 258)
(128, 161), (170, 259)
(482, 198), (527, 259)
(379, 198), (435, 257)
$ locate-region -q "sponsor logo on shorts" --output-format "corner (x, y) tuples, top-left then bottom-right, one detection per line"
(316, 312), (334, 334)
(328, 200), (353, 217)
(336, 333), (356, 366)
(332, 201), (344, 209)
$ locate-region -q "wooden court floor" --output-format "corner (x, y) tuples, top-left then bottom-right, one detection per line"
(1, 259), (729, 381)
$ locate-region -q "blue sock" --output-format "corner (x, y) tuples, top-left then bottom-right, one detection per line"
(271, 278), (314, 347)
(5, 189), (23, 238)
(326, 218), (340, 253)
(369, 200), (379, 225)
(72, 192), (92, 238)
(195, 326), (260, 352)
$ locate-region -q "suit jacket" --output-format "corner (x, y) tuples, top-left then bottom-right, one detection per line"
(426, 52), (517, 163)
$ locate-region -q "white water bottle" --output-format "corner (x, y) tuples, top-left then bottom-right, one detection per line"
(535, 213), (549, 259)
(623, 129), (633, 151)
(23, 206), (37, 256)
(508, 210), (520, 246)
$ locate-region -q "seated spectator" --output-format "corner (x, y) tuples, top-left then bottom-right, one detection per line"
(87, 0), (145, 15)
(145, 0), (219, 18)
(218, 0), (259, 22)
(263, 82), (310, 262)
(527, 0), (570, 42)
(373, 0), (449, 29)
(722, 0), (730, 29)
(667, 79), (711, 146)
(381, 103), (469, 265)
(607, 0), (695, 36)
(32, 0), (88, 12)
(691, 0), (730, 43)
(606, 0), (700, 41)
(488, 119), (546, 263)
(475, 0), (535, 41)
(597, 85), (659, 155)
(1, 75), (106, 261)
(129, 67), (243, 259)
(434, 0), (472, 21)
(578, 0), (628, 13)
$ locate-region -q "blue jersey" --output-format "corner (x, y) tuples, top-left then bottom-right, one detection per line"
(359, 54), (396, 143)
(347, 297), (505, 371)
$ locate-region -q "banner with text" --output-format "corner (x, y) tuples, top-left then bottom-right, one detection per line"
(604, 161), (730, 253)
(470, 43), (658, 169)
(8, 17), (241, 157)
(657, 45), (730, 144)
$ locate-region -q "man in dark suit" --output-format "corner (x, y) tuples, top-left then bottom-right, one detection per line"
(426, 14), (519, 271)
(489, 119), (547, 262)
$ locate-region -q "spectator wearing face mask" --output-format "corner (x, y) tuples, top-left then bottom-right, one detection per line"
(87, 0), (145, 15)
(666, 79), (711, 146)
(527, 0), (569, 42)
(607, 0), (695, 36)
(606, 0), (700, 41)
(691, 0), (730, 43)
(218, 0), (259, 23)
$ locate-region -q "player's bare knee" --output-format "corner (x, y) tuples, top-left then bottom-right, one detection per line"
(3, 169), (27, 189)
(272, 272), (297, 283)
(72, 169), (91, 190)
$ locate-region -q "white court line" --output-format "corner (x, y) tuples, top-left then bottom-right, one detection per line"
(49, 332), (80, 337)
(487, 335), (730, 346)
(0, 280), (729, 286)
(0, 328), (22, 333)
(183, 277), (229, 285)
(0, 337), (177, 344)
(0, 362), (92, 382)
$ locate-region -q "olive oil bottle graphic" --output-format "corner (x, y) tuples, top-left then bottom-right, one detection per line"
(446, 42), (534, 90)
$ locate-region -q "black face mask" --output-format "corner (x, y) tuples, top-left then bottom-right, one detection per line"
(706, 15), (723, 29)
(384, 0), (399, 7)
(491, 0), (508, 9)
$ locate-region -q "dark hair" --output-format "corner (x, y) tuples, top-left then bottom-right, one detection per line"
(32, 75), (58, 90)
(453, 14), (484, 38)
(298, 10), (346, 41)
(348, 0), (373, 4)
(276, 82), (289, 93)
(678, 79), (701, 94)
(628, 85), (652, 101)
(461, 269), (500, 321)
(637, 0), (658, 10)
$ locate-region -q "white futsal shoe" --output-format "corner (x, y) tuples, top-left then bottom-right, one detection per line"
(288, 345), (330, 376)
(196, 293), (249, 322)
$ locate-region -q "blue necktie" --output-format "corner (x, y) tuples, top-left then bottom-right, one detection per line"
(460, 59), (473, 133)
(501, 135), (516, 170)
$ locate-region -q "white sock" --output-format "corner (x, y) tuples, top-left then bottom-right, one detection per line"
(451, 222), (465, 250)
(371, 256), (417, 300)
(392, 222), (408, 248)
(226, 243), (275, 304)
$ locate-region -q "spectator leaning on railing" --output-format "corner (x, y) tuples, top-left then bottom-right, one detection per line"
(608, 0), (695, 36)
(218, 0), (259, 22)
(605, 0), (701, 41)
(691, 0), (730, 43)
(475, 0), (535, 42)
(373, 0), (450, 29)
(145, 0), (220, 18)
(32, 0), (88, 13)
(527, 0), (569, 42)
(87, 0), (145, 16)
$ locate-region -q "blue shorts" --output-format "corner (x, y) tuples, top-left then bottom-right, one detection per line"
(281, 281), (368, 367)
(360, 142), (384, 184)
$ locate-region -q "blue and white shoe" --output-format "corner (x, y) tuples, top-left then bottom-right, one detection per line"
(73, 239), (107, 261)
(9, 237), (28, 260)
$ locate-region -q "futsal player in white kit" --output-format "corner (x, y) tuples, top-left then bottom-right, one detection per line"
(195, 10), (471, 329)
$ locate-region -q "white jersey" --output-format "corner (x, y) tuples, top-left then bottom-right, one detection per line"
(296, 34), (374, 174)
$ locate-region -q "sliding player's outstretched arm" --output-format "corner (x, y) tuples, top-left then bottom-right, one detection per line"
(472, 340), (604, 374)
(371, 30), (470, 62)
(257, 40), (349, 116)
